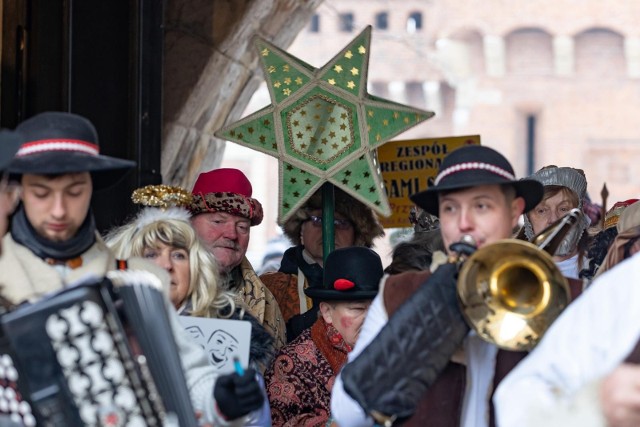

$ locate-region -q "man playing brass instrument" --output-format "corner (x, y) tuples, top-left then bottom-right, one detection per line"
(331, 145), (544, 427)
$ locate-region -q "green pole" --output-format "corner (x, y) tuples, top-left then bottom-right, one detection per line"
(321, 182), (335, 265)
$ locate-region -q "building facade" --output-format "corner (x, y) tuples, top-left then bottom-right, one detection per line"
(225, 0), (640, 264)
(289, 0), (640, 207)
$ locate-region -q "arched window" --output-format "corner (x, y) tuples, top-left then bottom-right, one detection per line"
(505, 28), (553, 75)
(375, 12), (389, 30)
(339, 13), (354, 32)
(575, 28), (625, 78)
(407, 12), (422, 33)
(309, 14), (320, 33)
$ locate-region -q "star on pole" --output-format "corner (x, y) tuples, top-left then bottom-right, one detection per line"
(215, 26), (434, 223)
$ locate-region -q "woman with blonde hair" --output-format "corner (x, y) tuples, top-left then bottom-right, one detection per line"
(106, 206), (234, 317)
(105, 186), (274, 369)
(105, 186), (274, 425)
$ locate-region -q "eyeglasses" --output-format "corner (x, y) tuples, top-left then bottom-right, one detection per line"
(0, 173), (21, 213)
(307, 215), (353, 231)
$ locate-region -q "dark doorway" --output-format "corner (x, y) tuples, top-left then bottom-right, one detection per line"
(1, 0), (164, 232)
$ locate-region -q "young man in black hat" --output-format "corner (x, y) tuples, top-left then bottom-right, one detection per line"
(0, 112), (263, 425)
(331, 145), (544, 427)
(0, 130), (22, 255)
(265, 247), (384, 427)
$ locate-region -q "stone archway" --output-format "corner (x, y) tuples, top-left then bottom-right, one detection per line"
(162, 0), (323, 188)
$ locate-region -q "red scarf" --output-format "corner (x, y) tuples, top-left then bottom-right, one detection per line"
(310, 318), (350, 375)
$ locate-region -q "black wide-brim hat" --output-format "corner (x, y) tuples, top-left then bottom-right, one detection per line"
(410, 145), (543, 216)
(9, 112), (135, 190)
(0, 130), (23, 172)
(305, 247), (383, 301)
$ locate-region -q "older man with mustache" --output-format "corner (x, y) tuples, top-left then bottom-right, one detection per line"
(190, 168), (286, 350)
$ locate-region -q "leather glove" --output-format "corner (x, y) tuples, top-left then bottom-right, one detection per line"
(214, 369), (264, 420)
(341, 262), (469, 421)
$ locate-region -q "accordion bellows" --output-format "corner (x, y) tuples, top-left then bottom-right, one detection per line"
(0, 272), (198, 427)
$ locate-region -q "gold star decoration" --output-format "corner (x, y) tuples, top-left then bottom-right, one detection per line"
(215, 26), (434, 222)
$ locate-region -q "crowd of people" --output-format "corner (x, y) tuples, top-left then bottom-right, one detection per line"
(1, 111), (640, 427)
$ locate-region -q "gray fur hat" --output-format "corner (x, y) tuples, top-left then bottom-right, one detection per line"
(527, 166), (587, 209)
(282, 187), (385, 248)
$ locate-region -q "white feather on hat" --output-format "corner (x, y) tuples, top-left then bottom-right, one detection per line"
(133, 207), (191, 231)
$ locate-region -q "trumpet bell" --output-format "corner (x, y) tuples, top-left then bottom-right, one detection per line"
(457, 239), (570, 351)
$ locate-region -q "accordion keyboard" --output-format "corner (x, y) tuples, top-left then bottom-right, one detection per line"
(46, 300), (149, 426)
(0, 354), (36, 426)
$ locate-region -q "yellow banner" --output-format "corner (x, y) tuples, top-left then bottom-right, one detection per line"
(377, 135), (481, 228)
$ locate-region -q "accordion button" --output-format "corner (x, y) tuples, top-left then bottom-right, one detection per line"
(114, 387), (135, 409)
(4, 387), (15, 400)
(92, 330), (114, 355)
(0, 355), (12, 368)
(45, 315), (68, 341)
(129, 415), (146, 426)
(5, 368), (17, 382)
(80, 403), (97, 424)
(68, 372), (90, 396)
(80, 301), (104, 327)
(103, 358), (124, 382)
(18, 401), (31, 415)
(23, 414), (36, 427)
(57, 345), (80, 368)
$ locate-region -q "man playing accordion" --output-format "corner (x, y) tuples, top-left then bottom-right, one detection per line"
(0, 112), (264, 426)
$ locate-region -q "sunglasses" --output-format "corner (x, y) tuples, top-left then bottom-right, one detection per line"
(307, 214), (353, 231)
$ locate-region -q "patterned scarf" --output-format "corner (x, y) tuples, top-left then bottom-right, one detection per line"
(311, 318), (350, 375)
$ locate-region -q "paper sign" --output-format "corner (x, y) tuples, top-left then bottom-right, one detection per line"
(377, 135), (481, 228)
(179, 316), (252, 374)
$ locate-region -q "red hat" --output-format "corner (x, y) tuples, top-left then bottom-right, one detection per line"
(190, 168), (264, 226)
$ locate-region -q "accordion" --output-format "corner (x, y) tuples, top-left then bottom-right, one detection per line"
(0, 271), (199, 427)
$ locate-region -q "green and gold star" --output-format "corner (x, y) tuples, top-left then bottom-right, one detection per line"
(215, 26), (434, 223)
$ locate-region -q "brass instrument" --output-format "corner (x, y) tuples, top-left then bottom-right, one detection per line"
(456, 208), (581, 351)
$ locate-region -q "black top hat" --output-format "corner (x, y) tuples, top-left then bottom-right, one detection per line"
(9, 112), (135, 190)
(305, 247), (383, 301)
(0, 130), (23, 172)
(410, 145), (543, 216)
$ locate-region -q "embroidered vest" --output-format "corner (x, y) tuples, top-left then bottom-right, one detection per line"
(383, 274), (585, 427)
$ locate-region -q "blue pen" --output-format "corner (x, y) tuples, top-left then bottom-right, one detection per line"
(233, 356), (245, 376)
